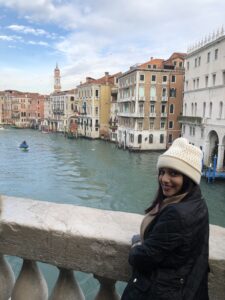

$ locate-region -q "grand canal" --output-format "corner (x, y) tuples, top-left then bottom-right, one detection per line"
(1, 128), (225, 298)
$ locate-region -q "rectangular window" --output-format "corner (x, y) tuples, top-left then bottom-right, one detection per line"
(151, 75), (156, 82)
(95, 90), (99, 97)
(197, 78), (199, 89)
(207, 52), (210, 63)
(171, 75), (176, 83)
(140, 74), (145, 81)
(223, 71), (225, 85)
(162, 75), (167, 83)
(187, 61), (189, 70)
(150, 104), (155, 113)
(168, 134), (173, 144)
(138, 122), (143, 130)
(195, 58), (197, 67)
(185, 81), (188, 90)
(215, 49), (218, 60)
(149, 122), (154, 129)
(198, 56), (201, 66)
(162, 87), (167, 97)
(205, 76), (208, 87)
(212, 74), (216, 86)
(161, 104), (166, 113)
(169, 88), (176, 97)
(193, 79), (196, 89)
(168, 121), (173, 129)
(160, 122), (165, 129)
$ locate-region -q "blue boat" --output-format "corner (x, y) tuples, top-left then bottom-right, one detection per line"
(19, 141), (29, 151)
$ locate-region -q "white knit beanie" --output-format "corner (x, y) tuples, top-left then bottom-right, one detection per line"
(157, 138), (203, 184)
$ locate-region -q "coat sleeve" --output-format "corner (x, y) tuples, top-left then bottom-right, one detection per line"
(129, 206), (184, 273)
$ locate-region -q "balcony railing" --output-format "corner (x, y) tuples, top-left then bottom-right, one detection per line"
(0, 195), (225, 299)
(161, 96), (168, 102)
(149, 112), (156, 118)
(178, 115), (202, 125)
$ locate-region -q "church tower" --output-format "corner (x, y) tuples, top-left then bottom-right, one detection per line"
(54, 63), (61, 93)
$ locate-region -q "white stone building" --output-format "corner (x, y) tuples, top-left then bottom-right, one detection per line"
(182, 28), (225, 170)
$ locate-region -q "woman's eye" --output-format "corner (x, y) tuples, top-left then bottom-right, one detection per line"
(170, 171), (179, 176)
(159, 170), (165, 176)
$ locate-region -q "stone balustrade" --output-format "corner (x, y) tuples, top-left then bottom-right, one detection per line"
(0, 195), (225, 299)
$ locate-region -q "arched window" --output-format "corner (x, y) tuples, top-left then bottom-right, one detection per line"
(160, 134), (164, 144)
(169, 104), (174, 114)
(149, 134), (153, 144)
(191, 103), (194, 115)
(138, 134), (142, 144)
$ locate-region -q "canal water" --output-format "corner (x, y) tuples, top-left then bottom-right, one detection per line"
(1, 128), (225, 298)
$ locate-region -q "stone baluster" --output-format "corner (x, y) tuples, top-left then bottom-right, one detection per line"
(49, 268), (85, 300)
(11, 259), (48, 300)
(94, 275), (120, 300)
(0, 254), (15, 300)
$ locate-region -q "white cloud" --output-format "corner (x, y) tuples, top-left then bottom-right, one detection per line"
(8, 24), (48, 36)
(0, 0), (225, 93)
(0, 35), (23, 42)
(28, 40), (49, 46)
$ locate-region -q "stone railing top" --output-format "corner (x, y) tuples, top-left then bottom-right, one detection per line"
(0, 195), (142, 281)
(0, 195), (225, 282)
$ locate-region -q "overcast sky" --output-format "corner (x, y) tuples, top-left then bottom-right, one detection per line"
(0, 0), (224, 94)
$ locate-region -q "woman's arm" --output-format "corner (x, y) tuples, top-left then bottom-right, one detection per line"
(129, 206), (184, 273)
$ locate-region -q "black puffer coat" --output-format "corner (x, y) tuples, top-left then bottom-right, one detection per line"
(121, 186), (209, 300)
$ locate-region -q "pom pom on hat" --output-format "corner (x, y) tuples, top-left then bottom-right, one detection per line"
(157, 138), (203, 184)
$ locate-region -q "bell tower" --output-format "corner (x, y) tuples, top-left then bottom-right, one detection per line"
(54, 63), (61, 93)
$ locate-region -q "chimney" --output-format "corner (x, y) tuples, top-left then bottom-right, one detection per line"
(105, 72), (109, 85)
(151, 57), (154, 60)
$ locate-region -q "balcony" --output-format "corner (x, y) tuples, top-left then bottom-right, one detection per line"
(161, 96), (168, 102)
(118, 112), (144, 118)
(149, 112), (156, 118)
(53, 108), (64, 116)
(161, 112), (167, 118)
(150, 96), (156, 102)
(138, 96), (145, 101)
(0, 195), (224, 299)
(178, 115), (202, 125)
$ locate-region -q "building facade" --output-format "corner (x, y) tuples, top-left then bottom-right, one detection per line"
(117, 53), (185, 151)
(181, 28), (225, 170)
(75, 73), (120, 139)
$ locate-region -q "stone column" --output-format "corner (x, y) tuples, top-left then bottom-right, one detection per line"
(0, 254), (15, 300)
(94, 275), (120, 300)
(49, 268), (84, 300)
(204, 139), (210, 166)
(216, 144), (225, 171)
(11, 259), (48, 300)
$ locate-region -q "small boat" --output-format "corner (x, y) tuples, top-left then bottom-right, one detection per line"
(19, 141), (29, 151)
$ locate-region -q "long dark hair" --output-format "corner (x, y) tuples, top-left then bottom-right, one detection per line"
(145, 172), (196, 214)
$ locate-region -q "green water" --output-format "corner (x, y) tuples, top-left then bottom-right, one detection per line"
(1, 128), (225, 298)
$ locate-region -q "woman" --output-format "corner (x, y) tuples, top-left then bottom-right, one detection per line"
(121, 137), (209, 300)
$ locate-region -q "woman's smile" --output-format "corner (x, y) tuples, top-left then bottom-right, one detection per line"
(159, 168), (184, 197)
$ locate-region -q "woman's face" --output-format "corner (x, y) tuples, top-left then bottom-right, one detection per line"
(159, 168), (184, 197)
